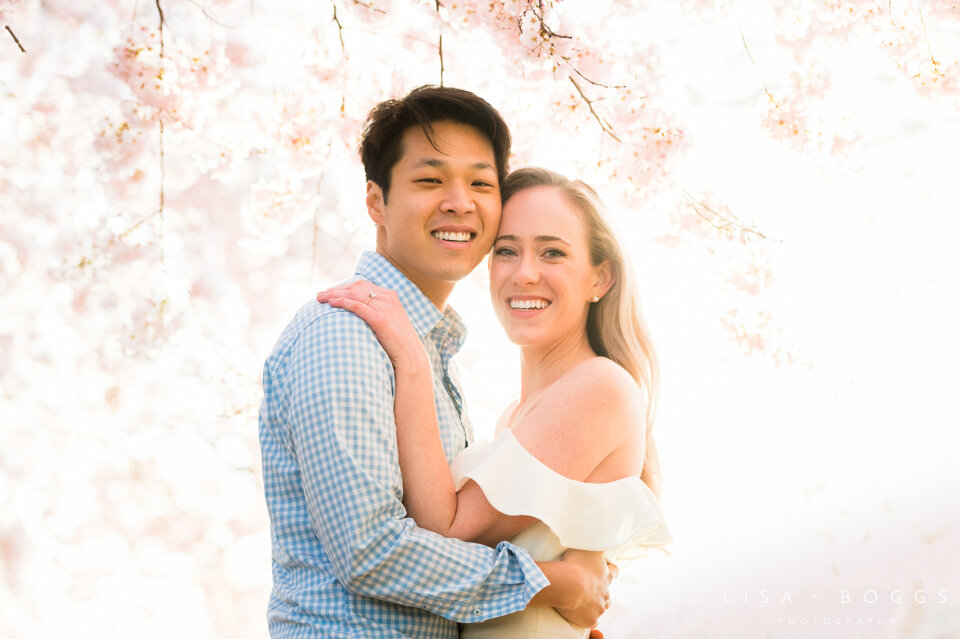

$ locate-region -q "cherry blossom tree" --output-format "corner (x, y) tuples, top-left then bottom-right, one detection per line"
(2, 1), (958, 637)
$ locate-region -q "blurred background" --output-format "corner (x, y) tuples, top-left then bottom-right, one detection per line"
(2, 1), (959, 637)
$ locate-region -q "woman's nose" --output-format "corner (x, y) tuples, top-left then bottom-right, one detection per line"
(513, 252), (539, 285)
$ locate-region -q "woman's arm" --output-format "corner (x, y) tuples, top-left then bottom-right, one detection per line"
(316, 283), (644, 543)
(318, 282), (532, 541)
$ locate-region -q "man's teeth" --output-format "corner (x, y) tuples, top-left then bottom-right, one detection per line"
(433, 231), (472, 242)
(509, 299), (550, 310)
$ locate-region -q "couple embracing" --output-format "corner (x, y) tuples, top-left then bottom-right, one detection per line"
(258, 85), (671, 638)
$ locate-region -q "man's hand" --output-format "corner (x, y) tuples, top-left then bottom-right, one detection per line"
(553, 549), (618, 629)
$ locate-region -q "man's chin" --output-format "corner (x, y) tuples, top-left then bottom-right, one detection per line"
(432, 258), (486, 281)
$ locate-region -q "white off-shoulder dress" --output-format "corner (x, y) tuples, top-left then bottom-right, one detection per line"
(451, 430), (672, 639)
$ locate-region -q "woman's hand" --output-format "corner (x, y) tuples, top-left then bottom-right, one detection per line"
(317, 282), (426, 369)
(552, 550), (618, 629)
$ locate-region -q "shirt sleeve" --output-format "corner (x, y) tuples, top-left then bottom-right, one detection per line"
(275, 309), (548, 622)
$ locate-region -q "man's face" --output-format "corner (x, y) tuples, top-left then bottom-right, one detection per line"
(367, 121), (502, 307)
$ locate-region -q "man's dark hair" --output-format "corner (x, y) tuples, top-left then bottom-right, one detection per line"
(359, 85), (511, 201)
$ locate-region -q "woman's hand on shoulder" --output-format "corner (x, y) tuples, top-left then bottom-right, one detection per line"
(317, 282), (426, 369)
(510, 357), (645, 482)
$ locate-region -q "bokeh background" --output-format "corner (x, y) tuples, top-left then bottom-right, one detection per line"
(2, 1), (959, 637)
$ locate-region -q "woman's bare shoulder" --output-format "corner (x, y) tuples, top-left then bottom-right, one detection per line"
(545, 357), (644, 416)
(511, 357), (644, 481)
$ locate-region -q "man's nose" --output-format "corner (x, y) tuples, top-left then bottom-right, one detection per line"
(439, 182), (475, 214)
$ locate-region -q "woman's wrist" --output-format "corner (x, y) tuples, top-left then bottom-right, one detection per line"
(530, 560), (583, 610)
(390, 346), (430, 374)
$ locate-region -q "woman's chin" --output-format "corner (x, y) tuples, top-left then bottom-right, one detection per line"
(502, 328), (550, 348)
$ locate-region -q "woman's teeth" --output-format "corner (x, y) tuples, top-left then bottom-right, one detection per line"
(432, 231), (472, 242)
(509, 298), (550, 310)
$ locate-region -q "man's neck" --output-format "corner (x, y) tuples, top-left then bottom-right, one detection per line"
(374, 249), (455, 310)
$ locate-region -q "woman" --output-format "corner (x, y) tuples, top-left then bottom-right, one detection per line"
(318, 168), (671, 637)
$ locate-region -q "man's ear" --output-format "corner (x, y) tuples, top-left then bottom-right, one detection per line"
(592, 260), (616, 300)
(366, 181), (385, 225)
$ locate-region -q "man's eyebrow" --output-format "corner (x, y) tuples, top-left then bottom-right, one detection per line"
(412, 158), (496, 171)
(495, 234), (572, 246)
(413, 158), (447, 169)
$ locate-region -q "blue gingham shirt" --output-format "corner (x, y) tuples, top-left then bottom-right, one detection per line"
(259, 251), (548, 638)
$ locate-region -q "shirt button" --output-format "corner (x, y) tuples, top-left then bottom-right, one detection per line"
(473, 608), (482, 616)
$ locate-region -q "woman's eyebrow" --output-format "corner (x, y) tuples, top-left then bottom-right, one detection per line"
(495, 234), (572, 246)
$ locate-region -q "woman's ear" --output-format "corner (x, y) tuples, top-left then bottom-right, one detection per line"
(592, 260), (616, 301)
(366, 181), (385, 225)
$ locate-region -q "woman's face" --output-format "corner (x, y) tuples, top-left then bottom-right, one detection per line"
(489, 186), (609, 348)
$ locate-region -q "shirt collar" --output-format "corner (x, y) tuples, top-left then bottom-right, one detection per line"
(354, 251), (467, 342)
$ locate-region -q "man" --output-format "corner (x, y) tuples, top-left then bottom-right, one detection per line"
(258, 85), (614, 638)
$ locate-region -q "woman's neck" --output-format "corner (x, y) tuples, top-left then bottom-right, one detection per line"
(518, 330), (596, 404)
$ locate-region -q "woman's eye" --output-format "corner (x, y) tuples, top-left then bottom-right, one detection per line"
(543, 248), (566, 258)
(493, 246), (517, 257)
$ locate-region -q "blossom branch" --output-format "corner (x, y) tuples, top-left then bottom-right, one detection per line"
(915, 0), (938, 65)
(155, 0), (166, 57)
(730, 0), (773, 100)
(665, 171), (773, 241)
(438, 33), (445, 86)
(531, 0), (571, 41)
(436, 0), (445, 86)
(184, 0), (235, 29)
(573, 68), (627, 90)
(156, 0), (167, 266)
(332, 3), (345, 51)
(5, 25), (25, 53)
(350, 0), (386, 14)
(569, 76), (622, 142)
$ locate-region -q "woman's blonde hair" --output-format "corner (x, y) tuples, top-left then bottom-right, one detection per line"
(501, 168), (663, 495)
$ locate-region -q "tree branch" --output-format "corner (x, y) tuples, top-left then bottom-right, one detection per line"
(438, 33), (445, 86)
(184, 0), (237, 29)
(574, 68), (627, 90)
(332, 3), (345, 51)
(569, 76), (622, 143)
(663, 171), (773, 242)
(5, 25), (25, 53)
(436, 0), (444, 86)
(155, 0), (166, 57)
(915, 0), (938, 65)
(156, 0), (167, 267)
(350, 0), (386, 14)
(530, 0), (571, 40)
(729, 0), (773, 100)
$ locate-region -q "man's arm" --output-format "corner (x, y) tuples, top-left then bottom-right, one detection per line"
(273, 310), (548, 622)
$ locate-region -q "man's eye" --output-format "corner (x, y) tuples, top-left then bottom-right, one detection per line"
(417, 178), (441, 184)
(473, 180), (494, 188)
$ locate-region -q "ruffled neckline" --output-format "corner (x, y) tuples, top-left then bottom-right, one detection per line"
(451, 430), (671, 556)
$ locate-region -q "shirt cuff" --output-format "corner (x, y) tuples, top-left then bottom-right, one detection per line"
(509, 540), (551, 601)
(453, 540), (550, 623)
